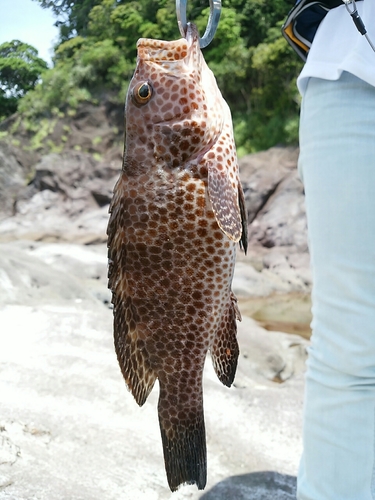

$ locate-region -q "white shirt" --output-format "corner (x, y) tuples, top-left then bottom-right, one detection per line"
(297, 1), (375, 95)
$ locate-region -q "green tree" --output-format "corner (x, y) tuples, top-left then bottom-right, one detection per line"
(0, 40), (48, 119)
(35, 0), (102, 40)
(24, 0), (302, 152)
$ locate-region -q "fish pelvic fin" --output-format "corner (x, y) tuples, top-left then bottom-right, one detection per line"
(113, 296), (157, 406)
(158, 383), (207, 491)
(210, 292), (240, 387)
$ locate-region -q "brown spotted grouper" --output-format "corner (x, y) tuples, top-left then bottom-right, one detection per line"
(107, 23), (248, 492)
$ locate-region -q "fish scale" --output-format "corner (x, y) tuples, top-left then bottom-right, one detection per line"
(107, 23), (248, 492)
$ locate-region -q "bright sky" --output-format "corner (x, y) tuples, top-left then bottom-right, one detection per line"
(0, 0), (60, 65)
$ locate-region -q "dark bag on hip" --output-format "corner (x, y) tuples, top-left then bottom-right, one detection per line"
(282, 0), (363, 60)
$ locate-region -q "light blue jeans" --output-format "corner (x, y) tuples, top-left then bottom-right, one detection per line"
(297, 72), (375, 499)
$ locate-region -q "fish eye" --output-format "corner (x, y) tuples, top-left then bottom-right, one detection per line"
(132, 82), (153, 105)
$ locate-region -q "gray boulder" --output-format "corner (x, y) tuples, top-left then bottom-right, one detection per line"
(240, 147), (307, 252)
(0, 142), (26, 219)
(201, 471), (297, 500)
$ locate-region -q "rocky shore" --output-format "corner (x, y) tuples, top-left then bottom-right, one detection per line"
(0, 141), (310, 499)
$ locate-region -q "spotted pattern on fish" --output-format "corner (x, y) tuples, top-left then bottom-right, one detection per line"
(107, 23), (248, 492)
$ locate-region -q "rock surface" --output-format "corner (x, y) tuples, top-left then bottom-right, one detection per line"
(0, 142), (310, 498)
(201, 471), (297, 500)
(239, 147), (307, 252)
(0, 143), (307, 250)
(0, 100), (124, 162)
(0, 241), (306, 500)
(0, 142), (311, 296)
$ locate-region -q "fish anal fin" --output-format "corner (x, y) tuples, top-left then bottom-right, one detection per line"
(210, 293), (240, 387)
(207, 161), (242, 243)
(113, 296), (156, 406)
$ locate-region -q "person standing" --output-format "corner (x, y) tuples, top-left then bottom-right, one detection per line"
(287, 1), (375, 498)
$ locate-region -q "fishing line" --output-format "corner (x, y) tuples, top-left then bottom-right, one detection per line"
(342, 0), (375, 52)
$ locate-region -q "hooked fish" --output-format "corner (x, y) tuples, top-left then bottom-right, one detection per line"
(107, 23), (248, 492)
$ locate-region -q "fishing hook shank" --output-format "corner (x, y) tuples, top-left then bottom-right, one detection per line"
(176, 0), (222, 48)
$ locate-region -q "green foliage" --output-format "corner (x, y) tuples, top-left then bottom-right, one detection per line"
(35, 0), (102, 40)
(0, 92), (18, 118)
(18, 0), (303, 152)
(18, 58), (91, 117)
(0, 40), (48, 120)
(246, 22), (302, 150)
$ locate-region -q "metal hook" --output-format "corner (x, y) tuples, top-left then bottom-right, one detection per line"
(176, 0), (222, 49)
(342, 0), (375, 50)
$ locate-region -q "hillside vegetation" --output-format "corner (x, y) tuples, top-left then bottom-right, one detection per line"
(0, 0), (302, 155)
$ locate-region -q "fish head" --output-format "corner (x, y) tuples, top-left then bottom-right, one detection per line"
(124, 23), (225, 170)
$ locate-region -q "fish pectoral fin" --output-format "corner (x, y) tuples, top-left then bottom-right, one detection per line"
(210, 293), (240, 387)
(207, 162), (242, 243)
(238, 181), (248, 254)
(113, 297), (157, 406)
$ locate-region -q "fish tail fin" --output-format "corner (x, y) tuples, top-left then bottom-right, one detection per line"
(210, 291), (240, 387)
(158, 384), (207, 491)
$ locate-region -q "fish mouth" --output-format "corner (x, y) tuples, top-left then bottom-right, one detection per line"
(136, 24), (199, 62)
(184, 23), (199, 46)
